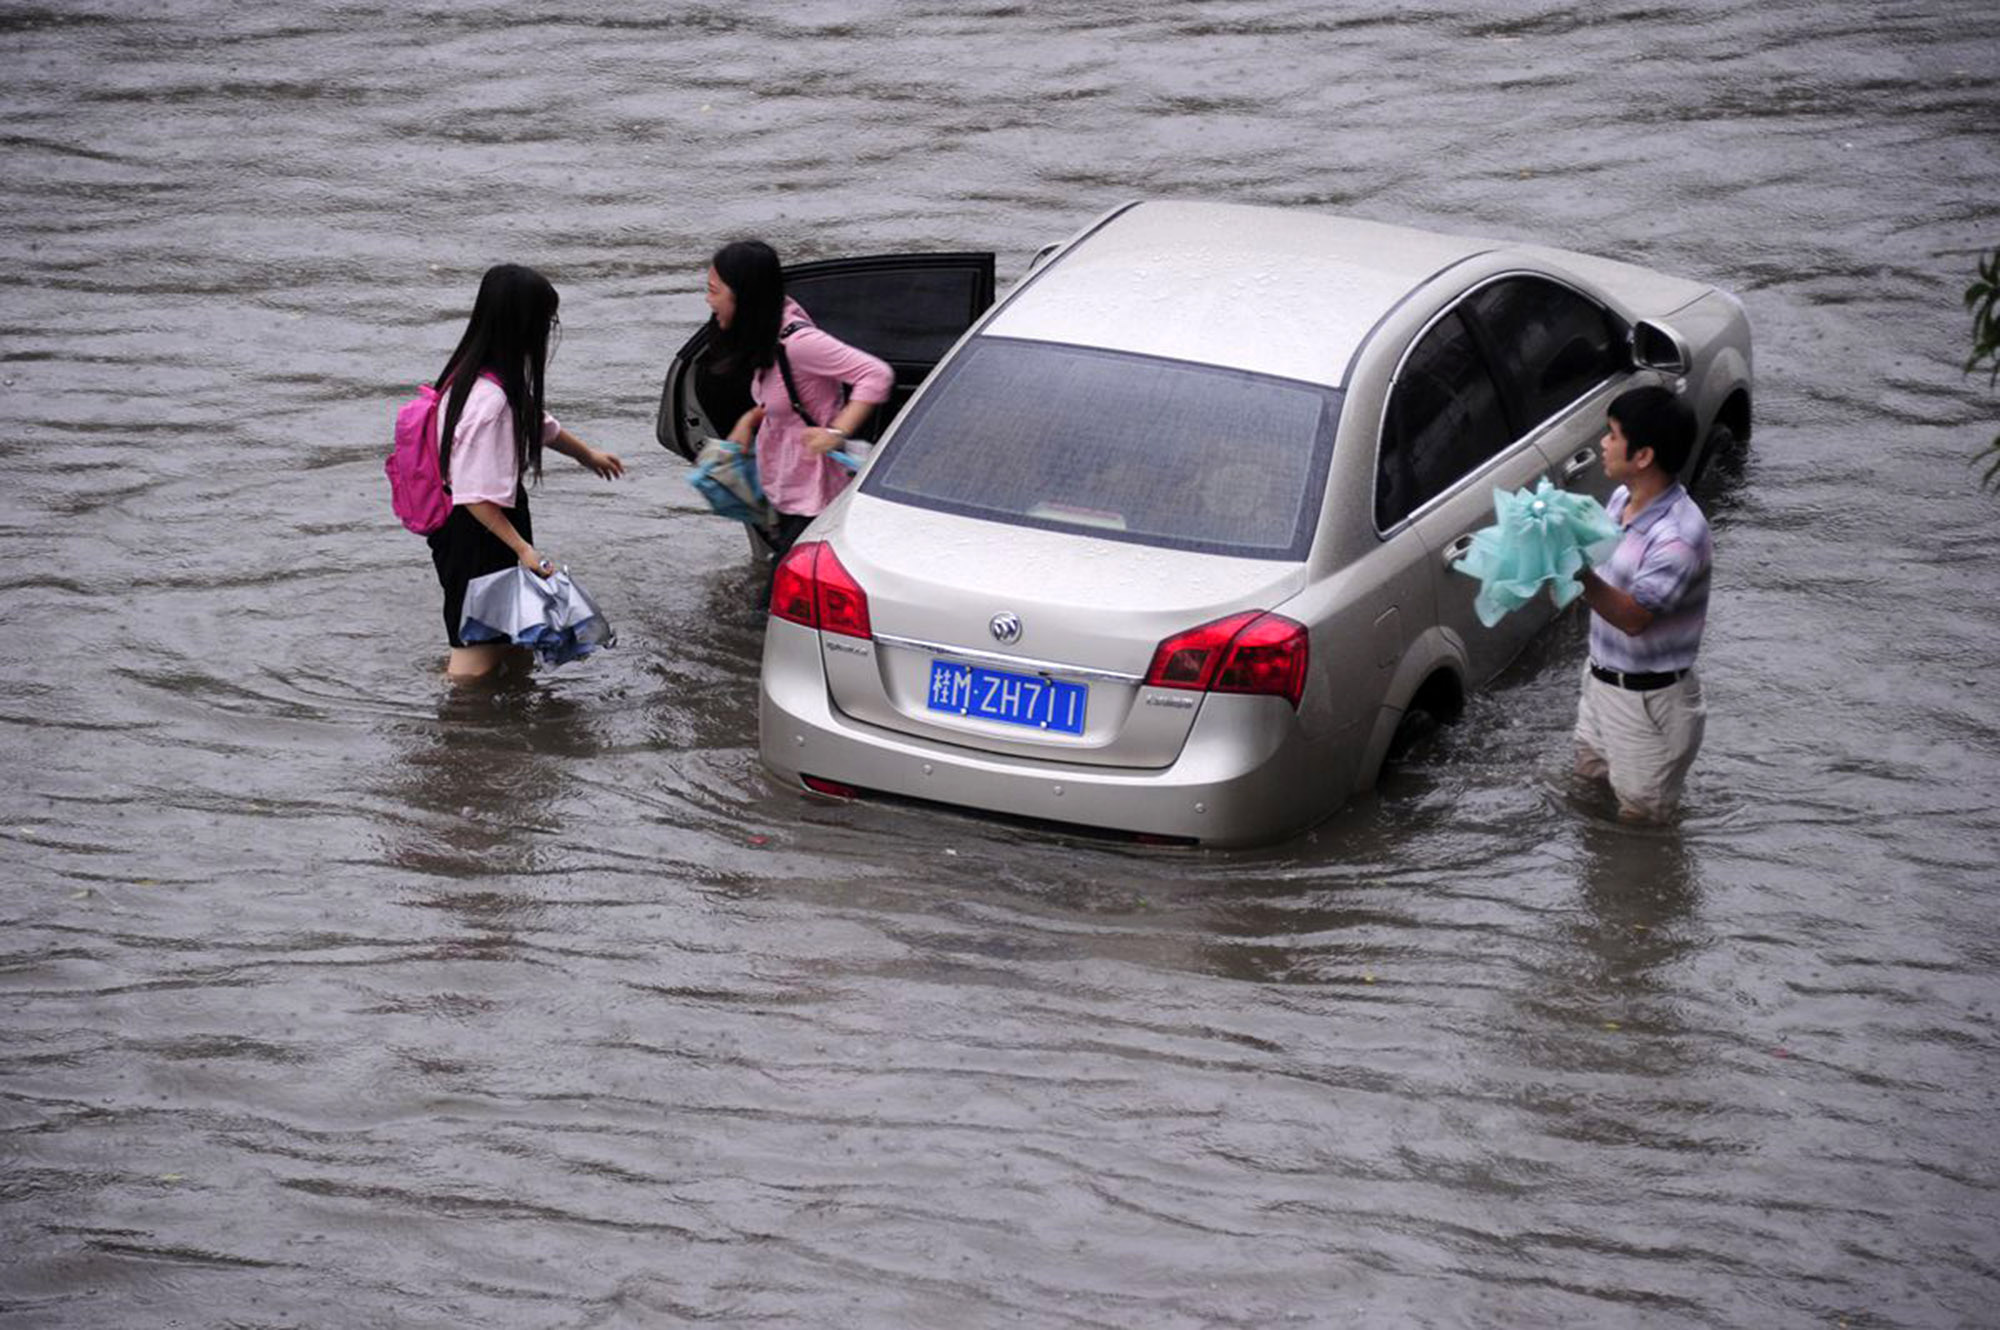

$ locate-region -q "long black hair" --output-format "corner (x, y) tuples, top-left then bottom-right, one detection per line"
(435, 263), (559, 488)
(708, 239), (786, 373)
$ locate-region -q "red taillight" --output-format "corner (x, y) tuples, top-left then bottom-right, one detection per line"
(1212, 612), (1309, 706)
(1145, 610), (1265, 692)
(1144, 611), (1308, 708)
(801, 774), (860, 799)
(770, 542), (819, 627)
(767, 541), (871, 640)
(812, 544), (871, 639)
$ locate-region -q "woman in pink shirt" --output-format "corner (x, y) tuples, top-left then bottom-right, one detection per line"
(429, 264), (624, 679)
(705, 240), (894, 554)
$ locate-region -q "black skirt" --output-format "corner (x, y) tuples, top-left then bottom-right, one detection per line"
(768, 509), (815, 558)
(428, 495), (532, 647)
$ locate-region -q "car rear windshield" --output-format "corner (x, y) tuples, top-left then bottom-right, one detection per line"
(858, 337), (1339, 560)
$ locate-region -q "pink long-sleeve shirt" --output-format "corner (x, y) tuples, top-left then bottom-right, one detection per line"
(438, 375), (562, 507)
(751, 298), (894, 516)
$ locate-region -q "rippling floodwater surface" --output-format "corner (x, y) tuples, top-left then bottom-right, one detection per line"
(3, 2), (1998, 1325)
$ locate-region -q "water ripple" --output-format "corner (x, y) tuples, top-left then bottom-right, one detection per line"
(1, 0), (1997, 1325)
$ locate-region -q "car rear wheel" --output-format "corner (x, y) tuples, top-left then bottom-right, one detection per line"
(1382, 669), (1464, 767)
(1384, 707), (1442, 764)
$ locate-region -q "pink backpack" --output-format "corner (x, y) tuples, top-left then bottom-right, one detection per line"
(386, 370), (501, 535)
(386, 383), (452, 534)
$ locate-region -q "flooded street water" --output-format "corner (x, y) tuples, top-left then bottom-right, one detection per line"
(3, 1), (1998, 1325)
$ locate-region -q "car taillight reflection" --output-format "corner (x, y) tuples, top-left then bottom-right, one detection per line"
(1143, 610), (1308, 708)
(769, 541), (872, 640)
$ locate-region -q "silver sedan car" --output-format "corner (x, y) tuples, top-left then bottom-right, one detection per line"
(659, 201), (1753, 844)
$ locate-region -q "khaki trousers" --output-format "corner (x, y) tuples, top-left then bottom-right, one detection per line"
(1573, 663), (1706, 821)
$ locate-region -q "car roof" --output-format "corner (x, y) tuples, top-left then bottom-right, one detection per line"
(980, 201), (1495, 387)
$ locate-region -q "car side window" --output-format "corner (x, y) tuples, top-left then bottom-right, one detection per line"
(1377, 312), (1512, 529)
(787, 264), (991, 369)
(1464, 276), (1621, 428)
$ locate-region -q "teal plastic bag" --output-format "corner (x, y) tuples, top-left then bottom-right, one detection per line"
(1451, 477), (1621, 627)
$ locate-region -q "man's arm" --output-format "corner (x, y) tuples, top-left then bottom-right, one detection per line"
(1577, 568), (1654, 637)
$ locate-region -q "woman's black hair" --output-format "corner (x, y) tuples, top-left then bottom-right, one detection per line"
(435, 263), (560, 488)
(708, 239), (786, 373)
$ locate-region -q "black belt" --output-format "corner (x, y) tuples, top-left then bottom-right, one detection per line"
(1590, 663), (1688, 692)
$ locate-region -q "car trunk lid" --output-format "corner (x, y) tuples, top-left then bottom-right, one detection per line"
(812, 500), (1307, 769)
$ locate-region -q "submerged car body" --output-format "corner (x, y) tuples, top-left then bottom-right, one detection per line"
(660, 201), (1753, 844)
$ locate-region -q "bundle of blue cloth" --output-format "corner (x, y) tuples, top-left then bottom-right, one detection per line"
(1451, 477), (1621, 627)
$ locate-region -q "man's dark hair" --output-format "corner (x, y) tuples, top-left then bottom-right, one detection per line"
(1607, 385), (1698, 475)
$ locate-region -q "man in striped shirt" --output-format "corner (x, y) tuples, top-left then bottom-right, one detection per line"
(1573, 386), (1712, 821)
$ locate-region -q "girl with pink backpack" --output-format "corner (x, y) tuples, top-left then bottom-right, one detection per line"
(421, 264), (624, 679)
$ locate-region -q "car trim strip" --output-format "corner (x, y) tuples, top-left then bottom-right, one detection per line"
(872, 632), (1146, 685)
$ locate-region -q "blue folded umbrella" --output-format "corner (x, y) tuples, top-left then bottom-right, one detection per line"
(460, 565), (616, 666)
(1451, 478), (1621, 627)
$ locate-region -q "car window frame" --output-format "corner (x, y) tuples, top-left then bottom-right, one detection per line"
(782, 252), (997, 378)
(1372, 306), (1520, 536)
(1456, 269), (1630, 444)
(1371, 270), (1628, 538)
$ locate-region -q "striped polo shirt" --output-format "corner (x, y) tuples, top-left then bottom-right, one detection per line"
(1588, 482), (1711, 674)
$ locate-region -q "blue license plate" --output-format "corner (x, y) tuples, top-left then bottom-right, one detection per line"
(926, 660), (1087, 735)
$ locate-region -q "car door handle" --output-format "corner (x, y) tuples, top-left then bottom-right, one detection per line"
(1442, 533), (1475, 567)
(1561, 448), (1597, 483)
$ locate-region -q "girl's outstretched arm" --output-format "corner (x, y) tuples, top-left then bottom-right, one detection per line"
(546, 427), (625, 479)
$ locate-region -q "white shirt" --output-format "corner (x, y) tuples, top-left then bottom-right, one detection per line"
(439, 375), (560, 507)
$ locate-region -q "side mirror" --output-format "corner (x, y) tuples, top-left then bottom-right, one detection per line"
(1629, 319), (1691, 375)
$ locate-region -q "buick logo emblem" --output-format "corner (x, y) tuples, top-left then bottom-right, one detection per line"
(989, 611), (1022, 645)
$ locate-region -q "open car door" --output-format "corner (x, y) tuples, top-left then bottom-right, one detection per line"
(656, 252), (997, 461)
